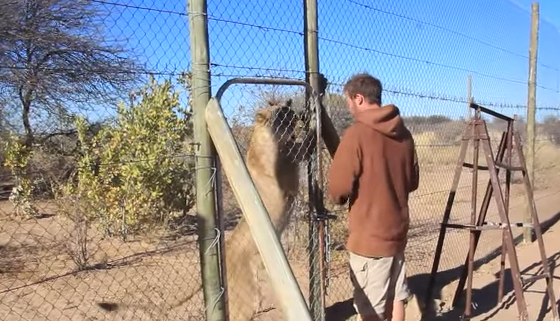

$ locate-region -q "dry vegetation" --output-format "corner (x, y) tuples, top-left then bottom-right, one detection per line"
(2, 79), (560, 321)
(1, 1), (558, 321)
(1, 75), (559, 321)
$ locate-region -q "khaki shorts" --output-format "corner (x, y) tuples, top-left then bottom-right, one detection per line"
(349, 251), (411, 319)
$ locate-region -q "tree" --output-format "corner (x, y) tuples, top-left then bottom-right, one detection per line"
(0, 0), (145, 149)
(323, 92), (352, 134)
(542, 115), (560, 146)
(0, 0), (146, 214)
(62, 75), (195, 240)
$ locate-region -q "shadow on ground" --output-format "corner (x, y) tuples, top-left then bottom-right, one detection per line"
(325, 211), (560, 321)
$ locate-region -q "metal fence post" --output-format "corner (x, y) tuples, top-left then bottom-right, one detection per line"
(187, 0), (227, 320)
(304, 0), (327, 319)
(524, 2), (539, 244)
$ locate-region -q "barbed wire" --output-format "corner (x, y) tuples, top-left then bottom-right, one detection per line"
(1, 1), (559, 320)
(91, 0), (187, 16)
(92, 0), (560, 75)
(344, 0), (559, 73)
(210, 63), (305, 76)
(208, 68), (560, 110)
(0, 64), (183, 77)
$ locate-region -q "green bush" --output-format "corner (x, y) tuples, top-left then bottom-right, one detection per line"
(61, 75), (195, 240)
(543, 115), (560, 146)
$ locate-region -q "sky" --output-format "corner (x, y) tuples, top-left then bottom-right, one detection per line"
(95, 0), (560, 123)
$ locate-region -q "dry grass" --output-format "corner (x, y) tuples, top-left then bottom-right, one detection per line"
(0, 122), (559, 321)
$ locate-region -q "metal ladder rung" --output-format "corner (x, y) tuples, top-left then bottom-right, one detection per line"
(484, 222), (534, 228)
(443, 222), (533, 230)
(495, 161), (524, 171)
(462, 163), (490, 170)
(443, 223), (502, 231)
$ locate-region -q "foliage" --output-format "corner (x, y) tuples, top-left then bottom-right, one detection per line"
(542, 115), (560, 146)
(0, 0), (144, 156)
(60, 75), (195, 240)
(1, 134), (39, 217)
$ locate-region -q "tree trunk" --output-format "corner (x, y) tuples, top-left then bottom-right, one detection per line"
(19, 87), (34, 149)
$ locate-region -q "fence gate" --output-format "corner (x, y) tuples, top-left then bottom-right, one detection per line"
(213, 78), (331, 321)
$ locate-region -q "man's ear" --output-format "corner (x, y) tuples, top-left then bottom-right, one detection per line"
(356, 94), (364, 105)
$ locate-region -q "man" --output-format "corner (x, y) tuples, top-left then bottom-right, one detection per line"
(328, 73), (419, 321)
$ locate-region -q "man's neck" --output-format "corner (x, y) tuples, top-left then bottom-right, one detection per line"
(356, 103), (381, 113)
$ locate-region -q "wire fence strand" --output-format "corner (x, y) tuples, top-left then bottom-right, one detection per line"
(0, 0), (559, 321)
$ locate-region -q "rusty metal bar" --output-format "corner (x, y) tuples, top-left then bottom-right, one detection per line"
(463, 112), (482, 318)
(513, 130), (558, 320)
(494, 162), (524, 171)
(469, 102), (513, 122)
(480, 122), (529, 321)
(462, 163), (489, 170)
(424, 123), (472, 311)
(498, 119), (514, 303)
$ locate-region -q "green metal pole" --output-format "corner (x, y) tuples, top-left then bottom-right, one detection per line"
(304, 0), (326, 319)
(187, 0), (226, 320)
(524, 2), (539, 244)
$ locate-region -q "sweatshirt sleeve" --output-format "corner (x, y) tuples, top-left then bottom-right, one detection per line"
(327, 126), (362, 205)
(410, 144), (420, 193)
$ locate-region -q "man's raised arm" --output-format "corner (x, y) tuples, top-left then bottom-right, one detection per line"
(327, 126), (362, 205)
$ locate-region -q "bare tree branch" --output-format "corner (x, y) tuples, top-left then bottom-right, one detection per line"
(0, 0), (147, 146)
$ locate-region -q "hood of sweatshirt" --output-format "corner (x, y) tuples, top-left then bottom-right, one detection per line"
(354, 104), (407, 139)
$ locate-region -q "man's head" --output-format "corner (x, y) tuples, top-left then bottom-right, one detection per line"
(343, 73), (383, 115)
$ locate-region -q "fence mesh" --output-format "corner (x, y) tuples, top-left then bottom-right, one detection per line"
(1, 0), (560, 321)
(0, 0), (205, 321)
(215, 82), (325, 320)
(318, 0), (560, 318)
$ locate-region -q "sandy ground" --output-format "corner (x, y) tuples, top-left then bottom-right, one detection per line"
(2, 185), (555, 321)
(0, 147), (559, 321)
(322, 185), (560, 321)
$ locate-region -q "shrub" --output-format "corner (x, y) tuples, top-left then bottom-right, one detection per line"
(1, 134), (39, 218)
(60, 75), (195, 240)
(543, 115), (560, 146)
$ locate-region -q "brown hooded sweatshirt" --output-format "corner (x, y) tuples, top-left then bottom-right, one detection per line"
(327, 104), (419, 258)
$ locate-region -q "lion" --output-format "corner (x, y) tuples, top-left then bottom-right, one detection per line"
(224, 98), (315, 320)
(95, 98), (316, 319)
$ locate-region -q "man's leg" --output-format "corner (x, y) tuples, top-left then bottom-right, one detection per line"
(349, 252), (411, 321)
(389, 252), (410, 321)
(349, 252), (390, 321)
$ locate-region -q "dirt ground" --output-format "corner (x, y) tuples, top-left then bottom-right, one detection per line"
(0, 142), (559, 321)
(321, 185), (560, 321)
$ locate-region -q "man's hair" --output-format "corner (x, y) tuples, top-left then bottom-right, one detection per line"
(343, 73), (383, 105)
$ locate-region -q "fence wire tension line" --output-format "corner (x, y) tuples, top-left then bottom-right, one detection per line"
(1, 0), (560, 321)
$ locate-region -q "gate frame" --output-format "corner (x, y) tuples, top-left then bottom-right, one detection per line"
(211, 77), (328, 321)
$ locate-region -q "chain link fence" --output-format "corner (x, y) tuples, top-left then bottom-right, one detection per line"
(0, 0), (207, 320)
(215, 82), (324, 320)
(1, 0), (559, 321)
(317, 0), (560, 318)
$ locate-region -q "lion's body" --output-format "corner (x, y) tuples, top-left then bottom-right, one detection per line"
(96, 100), (315, 320)
(224, 99), (312, 320)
